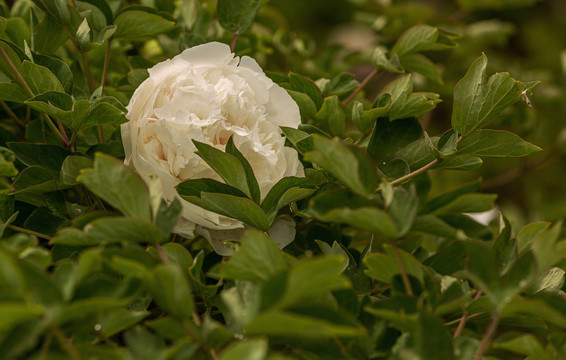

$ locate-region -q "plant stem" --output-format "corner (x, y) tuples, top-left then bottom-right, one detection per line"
(342, 68), (378, 105)
(230, 30), (239, 52)
(68, 131), (78, 151)
(81, 51), (96, 91)
(388, 238), (414, 297)
(53, 327), (80, 360)
(474, 312), (499, 360)
(100, 38), (112, 97)
(155, 243), (171, 264)
(41, 114), (68, 146)
(376, 158), (439, 192)
(0, 100), (25, 129)
(7, 224), (53, 241)
(391, 159), (439, 186)
(453, 290), (483, 338)
(0, 45), (34, 97)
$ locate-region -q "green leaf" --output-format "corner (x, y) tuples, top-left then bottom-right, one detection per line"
(33, 54), (74, 94)
(246, 311), (363, 338)
(367, 117), (423, 167)
(305, 135), (377, 198)
(60, 155), (93, 185)
(391, 24), (439, 56)
(316, 95), (345, 135)
(217, 0), (261, 33)
(113, 9), (175, 40)
(452, 54), (527, 136)
(527, 267), (565, 295)
(50, 217), (164, 245)
(10, 166), (65, 194)
(287, 90), (317, 121)
(98, 309), (149, 337)
(517, 221), (550, 253)
(221, 230), (286, 283)
(0, 147), (17, 177)
(372, 47), (403, 73)
(280, 126), (313, 155)
(31, 0), (70, 25)
(415, 312), (454, 360)
(0, 82), (30, 102)
(365, 244), (424, 284)
(225, 136), (261, 204)
(494, 334), (548, 358)
(0, 303), (43, 332)
(432, 193), (497, 215)
(8, 142), (71, 173)
(420, 179), (481, 214)
(531, 222), (565, 271)
(310, 188), (397, 237)
(492, 214), (516, 273)
(388, 186), (418, 237)
(399, 53), (443, 84)
(176, 178), (248, 199)
(24, 91), (89, 130)
(457, 130), (541, 157)
(219, 339), (267, 360)
(433, 155), (483, 170)
(276, 256), (350, 308)
(261, 177), (315, 224)
(148, 264), (194, 319)
(78, 153), (151, 220)
(20, 60), (64, 94)
(462, 243), (537, 311)
(374, 75), (440, 121)
(193, 140), (252, 199)
(290, 72), (324, 109)
(198, 192), (270, 231)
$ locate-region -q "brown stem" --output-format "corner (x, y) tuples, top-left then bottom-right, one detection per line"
(342, 68), (378, 105)
(7, 224), (53, 241)
(100, 38), (112, 97)
(53, 327), (80, 360)
(474, 312), (499, 360)
(453, 290), (483, 338)
(81, 51), (96, 92)
(376, 159), (439, 192)
(0, 45), (34, 97)
(230, 31), (239, 52)
(388, 238), (414, 297)
(155, 243), (171, 265)
(41, 114), (68, 146)
(0, 100), (25, 129)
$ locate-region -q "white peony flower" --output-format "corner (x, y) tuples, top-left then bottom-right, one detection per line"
(122, 42), (304, 255)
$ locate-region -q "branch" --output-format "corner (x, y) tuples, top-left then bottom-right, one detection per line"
(230, 31), (239, 53)
(474, 312), (499, 360)
(7, 224), (53, 241)
(100, 38), (112, 97)
(0, 45), (34, 97)
(388, 238), (414, 297)
(342, 68), (378, 105)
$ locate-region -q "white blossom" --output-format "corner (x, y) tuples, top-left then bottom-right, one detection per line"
(122, 42), (303, 254)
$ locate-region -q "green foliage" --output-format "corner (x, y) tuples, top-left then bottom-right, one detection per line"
(0, 0), (563, 359)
